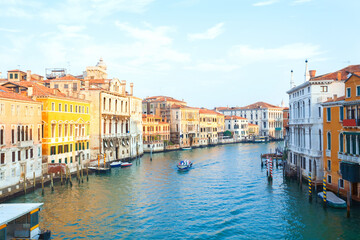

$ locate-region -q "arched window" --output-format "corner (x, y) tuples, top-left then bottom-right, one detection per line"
(319, 130), (322, 151)
(339, 133), (344, 152)
(103, 97), (106, 110)
(327, 132), (331, 150)
(109, 99), (111, 111)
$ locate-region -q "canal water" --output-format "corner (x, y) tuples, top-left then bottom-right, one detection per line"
(9, 142), (360, 239)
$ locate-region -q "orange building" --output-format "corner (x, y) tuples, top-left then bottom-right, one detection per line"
(142, 114), (170, 152)
(322, 72), (360, 201)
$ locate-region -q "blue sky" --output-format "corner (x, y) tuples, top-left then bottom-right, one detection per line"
(1, 0), (359, 108)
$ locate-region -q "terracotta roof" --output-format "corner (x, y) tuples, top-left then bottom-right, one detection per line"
(0, 86), (35, 102)
(171, 104), (199, 110)
(241, 101), (281, 109)
(199, 108), (223, 115)
(8, 69), (25, 72)
(143, 95), (186, 103)
(225, 115), (247, 120)
(311, 65), (360, 81)
(54, 74), (83, 81)
(12, 81), (67, 97)
(324, 95), (345, 103)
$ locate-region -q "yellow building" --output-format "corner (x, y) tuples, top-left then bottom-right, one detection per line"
(199, 108), (224, 146)
(170, 105), (200, 147)
(2, 81), (91, 172)
(248, 123), (259, 137)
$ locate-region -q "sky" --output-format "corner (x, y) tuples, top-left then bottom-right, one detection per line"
(0, 0), (359, 109)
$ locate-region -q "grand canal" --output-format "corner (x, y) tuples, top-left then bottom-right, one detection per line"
(9, 142), (360, 239)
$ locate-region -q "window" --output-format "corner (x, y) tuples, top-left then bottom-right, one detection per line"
(58, 103), (62, 112)
(326, 108), (331, 122)
(51, 124), (56, 138)
(65, 104), (68, 112)
(18, 151), (21, 161)
(12, 152), (15, 162)
(327, 175), (332, 184)
(10, 73), (13, 79)
(70, 105), (73, 112)
(30, 148), (33, 158)
(357, 86), (360, 96)
(30, 211), (39, 230)
(58, 124), (62, 137)
(14, 73), (18, 79)
(339, 133), (344, 152)
(50, 146), (56, 155)
(318, 107), (321, 118)
(347, 88), (351, 98)
(339, 179), (344, 189)
(340, 106), (344, 121)
(327, 159), (331, 171)
(12, 129), (15, 144)
(263, 122), (266, 128)
(0, 153), (4, 164)
(64, 84), (68, 89)
(54, 84), (59, 89)
(327, 132), (331, 150)
(52, 102), (55, 111)
(58, 145), (63, 154)
(0, 127), (3, 145)
(320, 86), (328, 92)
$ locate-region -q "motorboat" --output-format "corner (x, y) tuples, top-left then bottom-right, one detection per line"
(121, 162), (132, 167)
(110, 161), (122, 168)
(318, 191), (347, 208)
(181, 147), (192, 150)
(177, 160), (192, 170)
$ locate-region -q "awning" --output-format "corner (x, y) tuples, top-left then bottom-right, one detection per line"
(340, 162), (360, 182)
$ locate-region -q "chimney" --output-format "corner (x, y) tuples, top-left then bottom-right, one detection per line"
(85, 80), (90, 91)
(121, 80), (126, 95)
(333, 94), (337, 100)
(130, 83), (133, 96)
(309, 70), (316, 78)
(27, 87), (33, 96)
(337, 72), (342, 81)
(26, 70), (31, 81)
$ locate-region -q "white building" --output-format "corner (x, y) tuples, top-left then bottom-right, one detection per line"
(224, 116), (249, 141)
(216, 102), (284, 139)
(286, 62), (353, 181)
(0, 87), (42, 189)
(129, 94), (144, 158)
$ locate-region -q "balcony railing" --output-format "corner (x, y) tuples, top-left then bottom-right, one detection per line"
(18, 140), (34, 148)
(338, 152), (360, 164)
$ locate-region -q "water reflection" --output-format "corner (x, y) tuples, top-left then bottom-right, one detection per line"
(9, 142), (360, 239)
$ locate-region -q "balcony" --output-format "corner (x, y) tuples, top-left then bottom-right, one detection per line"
(338, 152), (360, 164)
(75, 136), (90, 141)
(343, 119), (360, 127)
(326, 149), (331, 157)
(18, 140), (33, 148)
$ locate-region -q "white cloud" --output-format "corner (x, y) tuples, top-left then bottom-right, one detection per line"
(188, 23), (224, 41)
(253, 0), (278, 7)
(0, 27), (20, 33)
(185, 60), (239, 72)
(229, 43), (323, 63)
(293, 0), (312, 4)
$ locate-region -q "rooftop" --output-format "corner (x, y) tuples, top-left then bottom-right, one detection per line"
(0, 203), (43, 226)
(311, 64), (360, 81)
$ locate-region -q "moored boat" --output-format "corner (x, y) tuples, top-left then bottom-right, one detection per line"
(110, 161), (122, 168)
(318, 191), (347, 208)
(88, 166), (111, 173)
(121, 162), (132, 167)
(181, 147), (192, 150)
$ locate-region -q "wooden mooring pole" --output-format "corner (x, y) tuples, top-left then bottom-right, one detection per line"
(308, 173), (312, 202)
(33, 172), (36, 190)
(86, 165), (89, 182)
(68, 166), (73, 187)
(23, 174), (26, 195)
(41, 174), (44, 195)
(81, 165), (84, 183)
(51, 173), (54, 192)
(323, 176), (327, 208)
(347, 191), (351, 218)
(60, 169), (63, 185)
